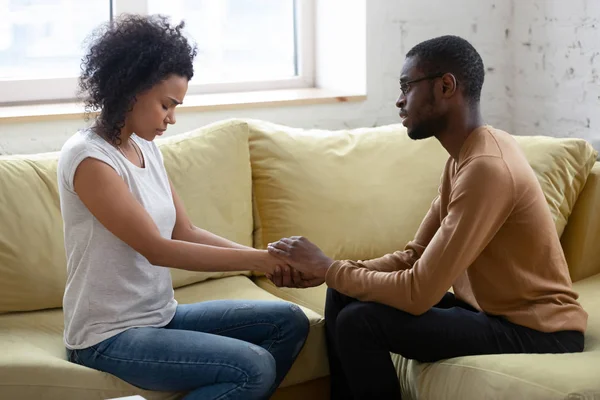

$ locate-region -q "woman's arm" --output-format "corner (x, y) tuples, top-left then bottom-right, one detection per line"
(73, 158), (277, 273)
(169, 180), (252, 250)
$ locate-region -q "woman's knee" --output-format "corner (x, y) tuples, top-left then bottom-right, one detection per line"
(240, 344), (277, 395)
(269, 302), (310, 343)
(188, 345), (276, 399)
(288, 303), (310, 338)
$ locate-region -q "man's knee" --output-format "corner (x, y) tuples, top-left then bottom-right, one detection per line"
(325, 288), (355, 311)
(325, 287), (340, 306)
(335, 301), (378, 337)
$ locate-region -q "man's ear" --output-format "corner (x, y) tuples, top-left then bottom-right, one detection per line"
(441, 73), (458, 98)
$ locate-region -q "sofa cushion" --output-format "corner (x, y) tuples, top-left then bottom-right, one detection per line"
(513, 135), (597, 237)
(561, 162), (600, 282)
(157, 119), (254, 288)
(248, 119), (448, 261)
(247, 119), (597, 264)
(0, 276), (327, 400)
(393, 272), (600, 400)
(255, 277), (328, 316)
(0, 152), (66, 313)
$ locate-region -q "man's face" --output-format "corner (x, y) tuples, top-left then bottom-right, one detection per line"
(396, 56), (448, 140)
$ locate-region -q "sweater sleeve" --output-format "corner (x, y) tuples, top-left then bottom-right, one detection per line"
(325, 156), (515, 315)
(360, 195), (441, 272)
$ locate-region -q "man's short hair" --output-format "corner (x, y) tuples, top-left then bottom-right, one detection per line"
(406, 35), (485, 104)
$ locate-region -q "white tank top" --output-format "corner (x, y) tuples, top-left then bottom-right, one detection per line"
(58, 129), (177, 349)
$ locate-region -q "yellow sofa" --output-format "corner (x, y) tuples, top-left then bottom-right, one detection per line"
(1, 119), (599, 400)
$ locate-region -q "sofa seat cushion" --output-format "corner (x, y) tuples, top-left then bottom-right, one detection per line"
(393, 272), (600, 400)
(0, 276), (327, 400)
(254, 277), (328, 316)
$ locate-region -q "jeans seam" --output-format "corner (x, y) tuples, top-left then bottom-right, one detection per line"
(208, 321), (279, 335)
(88, 344), (252, 373)
(210, 322), (282, 351)
(213, 381), (247, 400)
(89, 344), (258, 399)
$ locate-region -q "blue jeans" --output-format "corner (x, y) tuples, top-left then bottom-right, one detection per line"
(67, 300), (310, 400)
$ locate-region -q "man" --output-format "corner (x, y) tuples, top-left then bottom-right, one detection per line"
(267, 35), (587, 400)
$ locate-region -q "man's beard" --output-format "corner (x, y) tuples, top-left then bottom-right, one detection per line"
(408, 122), (435, 140)
(408, 114), (447, 140)
(408, 90), (447, 140)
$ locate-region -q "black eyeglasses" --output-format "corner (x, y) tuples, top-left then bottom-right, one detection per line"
(399, 73), (445, 96)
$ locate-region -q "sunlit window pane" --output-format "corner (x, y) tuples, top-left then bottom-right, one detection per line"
(0, 0), (109, 80)
(147, 0), (297, 83)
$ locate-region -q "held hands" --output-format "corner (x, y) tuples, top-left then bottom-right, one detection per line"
(266, 236), (333, 288)
(262, 251), (320, 288)
(266, 266), (326, 289)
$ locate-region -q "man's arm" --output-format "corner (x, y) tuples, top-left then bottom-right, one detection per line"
(361, 160), (452, 273)
(326, 156), (515, 315)
(361, 195), (442, 272)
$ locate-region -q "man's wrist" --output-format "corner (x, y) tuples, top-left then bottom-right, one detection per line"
(317, 257), (335, 279)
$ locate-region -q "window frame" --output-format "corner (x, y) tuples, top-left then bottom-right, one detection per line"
(0, 0), (315, 104)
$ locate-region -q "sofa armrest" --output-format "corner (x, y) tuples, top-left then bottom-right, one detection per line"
(561, 162), (600, 282)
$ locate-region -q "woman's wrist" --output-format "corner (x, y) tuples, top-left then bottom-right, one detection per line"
(248, 249), (272, 273)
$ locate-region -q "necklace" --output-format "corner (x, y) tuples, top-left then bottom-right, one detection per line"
(117, 140), (144, 167)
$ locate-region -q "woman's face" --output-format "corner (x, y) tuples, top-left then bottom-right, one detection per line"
(124, 74), (188, 141)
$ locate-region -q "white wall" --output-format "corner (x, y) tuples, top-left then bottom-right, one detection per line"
(4, 0), (599, 155)
(511, 0), (600, 150)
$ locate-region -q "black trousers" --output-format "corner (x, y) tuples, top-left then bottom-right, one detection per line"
(324, 288), (584, 400)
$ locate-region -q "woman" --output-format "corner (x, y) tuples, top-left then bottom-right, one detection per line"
(58, 15), (309, 400)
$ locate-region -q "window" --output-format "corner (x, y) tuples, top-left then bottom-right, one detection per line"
(0, 0), (314, 104)
(0, 0), (110, 103)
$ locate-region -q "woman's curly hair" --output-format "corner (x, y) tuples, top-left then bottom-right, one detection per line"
(79, 14), (198, 145)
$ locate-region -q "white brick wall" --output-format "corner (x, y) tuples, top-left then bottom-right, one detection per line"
(387, 0), (513, 132)
(511, 0), (600, 150)
(0, 0), (598, 154)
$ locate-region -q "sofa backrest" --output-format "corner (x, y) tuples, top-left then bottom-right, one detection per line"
(0, 118), (597, 313)
(0, 119), (253, 313)
(0, 152), (65, 313)
(247, 119), (598, 280)
(156, 120), (254, 288)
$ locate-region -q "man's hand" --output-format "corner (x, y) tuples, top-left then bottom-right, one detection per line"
(267, 236), (334, 280)
(267, 267), (326, 288)
(265, 264), (293, 287)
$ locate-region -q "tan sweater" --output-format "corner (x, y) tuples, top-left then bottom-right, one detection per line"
(326, 126), (588, 333)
